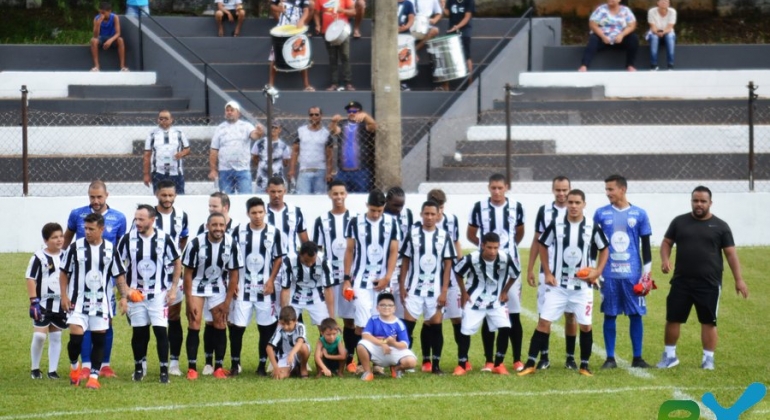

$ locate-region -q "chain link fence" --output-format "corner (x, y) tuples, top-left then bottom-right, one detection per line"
(0, 87), (767, 196)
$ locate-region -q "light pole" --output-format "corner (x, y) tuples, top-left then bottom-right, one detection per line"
(262, 85), (280, 185)
(504, 83), (524, 187)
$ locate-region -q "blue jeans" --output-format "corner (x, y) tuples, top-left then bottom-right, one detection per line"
(126, 5), (150, 18)
(649, 32), (675, 66)
(296, 170), (327, 194)
(218, 170), (252, 194)
(151, 172), (185, 194)
(335, 168), (372, 193)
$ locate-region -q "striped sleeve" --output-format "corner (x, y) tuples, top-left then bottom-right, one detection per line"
(453, 254), (472, 276)
(109, 246), (127, 277)
(280, 257), (292, 289)
(227, 239), (244, 270)
(181, 238), (199, 269)
(467, 202), (481, 227)
(592, 224), (609, 250)
(25, 254), (40, 282)
(442, 233), (456, 260)
(165, 234), (181, 262)
(538, 220), (556, 248)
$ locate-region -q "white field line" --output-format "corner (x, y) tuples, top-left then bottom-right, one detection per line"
(0, 385), (742, 420)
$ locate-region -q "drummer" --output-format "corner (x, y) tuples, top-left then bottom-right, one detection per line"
(269, 0), (315, 91)
(397, 0), (416, 92)
(410, 0), (444, 51)
(441, 0), (474, 91)
(315, 0), (356, 91)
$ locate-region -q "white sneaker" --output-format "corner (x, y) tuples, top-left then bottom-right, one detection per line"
(656, 352), (680, 369)
(701, 355), (715, 370)
(202, 365), (215, 375)
(168, 362), (182, 376)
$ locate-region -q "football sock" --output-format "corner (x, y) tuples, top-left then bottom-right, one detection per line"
(131, 326), (151, 371)
(420, 323), (430, 358)
(403, 320), (416, 351)
(703, 350), (714, 362)
(342, 326), (357, 365)
(203, 326), (214, 366)
(90, 332), (106, 375)
(80, 330), (92, 364)
(629, 315), (644, 358)
(213, 327), (227, 370)
(153, 326), (169, 366)
(48, 331), (62, 373)
(31, 332), (46, 370)
(186, 328), (199, 370)
(509, 313), (522, 362)
(229, 325), (246, 366)
(565, 334), (576, 358)
(579, 330), (593, 364)
(103, 325), (114, 364)
(481, 319), (494, 363)
(494, 327), (510, 366)
(430, 323), (443, 368)
(665, 345), (676, 358)
(258, 322), (278, 369)
(603, 315), (617, 358)
(68, 334), (83, 367)
(168, 319), (183, 360)
(457, 333), (471, 369)
(527, 330), (548, 367)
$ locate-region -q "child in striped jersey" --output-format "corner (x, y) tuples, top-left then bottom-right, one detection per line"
(267, 306), (310, 379)
(314, 318), (347, 377)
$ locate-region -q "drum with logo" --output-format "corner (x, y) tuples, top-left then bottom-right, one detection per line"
(426, 34), (468, 82)
(410, 15), (430, 40)
(397, 34), (417, 81)
(325, 19), (351, 46)
(270, 24), (313, 72)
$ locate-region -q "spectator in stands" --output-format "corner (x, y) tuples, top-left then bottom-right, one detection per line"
(90, 2), (128, 72)
(269, 0), (315, 91)
(353, 0), (366, 39)
(315, 0), (356, 91)
(209, 101), (265, 194)
(647, 0), (677, 70)
(251, 120), (292, 193)
(289, 106), (331, 194)
(327, 100), (377, 193)
(143, 110), (191, 194)
(126, 0), (150, 18)
(412, 0), (444, 51)
(442, 0), (474, 91)
(397, 0), (416, 92)
(578, 0), (638, 72)
(215, 0), (246, 37)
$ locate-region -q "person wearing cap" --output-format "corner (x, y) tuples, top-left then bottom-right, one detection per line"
(356, 290), (417, 381)
(327, 101), (377, 193)
(209, 101), (265, 195)
(251, 120), (292, 193)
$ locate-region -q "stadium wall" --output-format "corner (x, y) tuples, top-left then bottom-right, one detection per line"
(2, 192), (768, 252)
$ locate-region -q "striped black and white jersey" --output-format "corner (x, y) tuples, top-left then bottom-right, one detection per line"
(181, 233), (243, 296)
(454, 250), (520, 310)
(144, 127), (190, 176)
(400, 226), (456, 297)
(155, 207), (189, 248)
(388, 208), (413, 272)
(25, 249), (65, 314)
(117, 229), (180, 299)
(313, 210), (355, 285)
(281, 254), (333, 305)
(534, 202), (567, 274)
(268, 203), (306, 257)
(345, 215), (399, 289)
(468, 198), (525, 255)
(233, 223), (286, 302)
(539, 215), (608, 290)
(196, 218), (237, 236)
(269, 322), (307, 358)
(62, 238), (126, 317)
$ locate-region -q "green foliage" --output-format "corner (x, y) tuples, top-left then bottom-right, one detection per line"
(1, 247), (768, 419)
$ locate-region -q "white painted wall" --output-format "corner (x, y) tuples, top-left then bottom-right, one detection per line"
(3, 192), (768, 253)
(0, 72), (157, 99)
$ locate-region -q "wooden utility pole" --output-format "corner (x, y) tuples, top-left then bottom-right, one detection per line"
(371, 0), (402, 189)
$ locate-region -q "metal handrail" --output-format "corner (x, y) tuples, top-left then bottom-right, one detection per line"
(136, 10), (267, 119)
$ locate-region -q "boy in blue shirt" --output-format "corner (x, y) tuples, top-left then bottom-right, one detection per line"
(90, 2), (128, 72)
(356, 291), (417, 380)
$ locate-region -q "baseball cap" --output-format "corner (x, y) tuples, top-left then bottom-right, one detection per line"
(225, 101), (241, 112)
(344, 101), (363, 111)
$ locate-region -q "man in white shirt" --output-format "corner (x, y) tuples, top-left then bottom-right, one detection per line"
(208, 101), (264, 195)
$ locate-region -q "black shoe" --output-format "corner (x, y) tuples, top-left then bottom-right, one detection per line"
(159, 372), (169, 384)
(565, 358), (578, 370)
(668, 64), (675, 70)
(31, 369), (43, 379)
(632, 358), (651, 368)
(229, 366), (240, 377)
(255, 367), (267, 377)
(132, 370), (144, 382)
(651, 65), (659, 71)
(47, 371), (60, 380)
(432, 367), (445, 376)
(536, 359), (550, 370)
(601, 358), (618, 369)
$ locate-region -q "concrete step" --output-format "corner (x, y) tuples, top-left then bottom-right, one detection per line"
(0, 98), (190, 114)
(492, 86), (606, 104)
(455, 139), (556, 155)
(429, 167), (534, 182)
(0, 46), (137, 71)
(0, 112), (210, 127)
(478, 110), (573, 126)
(542, 44), (770, 72)
(68, 85), (173, 99)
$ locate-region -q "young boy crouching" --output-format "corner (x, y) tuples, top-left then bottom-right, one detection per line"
(356, 291), (417, 380)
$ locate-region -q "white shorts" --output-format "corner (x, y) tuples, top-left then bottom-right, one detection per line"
(273, 278), (282, 315)
(390, 268), (405, 319)
(290, 298), (330, 326)
(537, 273), (546, 314)
(540, 286), (593, 326)
(277, 343), (311, 369)
(202, 291), (227, 323)
(444, 286), (462, 319)
(229, 299), (278, 326)
(334, 284), (356, 319)
(460, 303), (510, 336)
(67, 311), (110, 331)
(170, 279), (184, 306)
(359, 339), (416, 367)
(505, 277), (523, 314)
(353, 288), (379, 328)
(404, 294), (441, 320)
(127, 290), (168, 327)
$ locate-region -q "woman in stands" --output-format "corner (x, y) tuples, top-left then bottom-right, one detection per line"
(578, 0), (639, 72)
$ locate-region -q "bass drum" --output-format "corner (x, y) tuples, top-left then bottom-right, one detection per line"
(270, 24), (313, 72)
(325, 20), (351, 46)
(426, 34), (468, 82)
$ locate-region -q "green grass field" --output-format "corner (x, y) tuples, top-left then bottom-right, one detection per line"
(1, 248), (768, 420)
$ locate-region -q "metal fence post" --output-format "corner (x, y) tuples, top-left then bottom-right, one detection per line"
(204, 64), (210, 122)
(21, 85), (29, 196)
(505, 83), (512, 186)
(139, 10), (144, 71)
(748, 81), (758, 192)
(426, 121), (432, 181)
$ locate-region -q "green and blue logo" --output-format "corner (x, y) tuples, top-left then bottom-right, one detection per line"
(658, 382), (766, 420)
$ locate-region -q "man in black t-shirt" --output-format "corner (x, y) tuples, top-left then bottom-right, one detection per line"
(658, 186), (748, 371)
(442, 0), (474, 91)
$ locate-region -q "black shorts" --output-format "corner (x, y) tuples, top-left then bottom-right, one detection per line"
(322, 357), (340, 372)
(460, 36), (471, 61)
(33, 311), (68, 330)
(665, 281), (721, 326)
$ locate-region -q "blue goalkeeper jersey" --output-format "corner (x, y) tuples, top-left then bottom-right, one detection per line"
(593, 204), (651, 280)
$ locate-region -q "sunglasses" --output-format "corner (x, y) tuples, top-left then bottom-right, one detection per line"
(347, 109), (359, 114)
(309, 113), (320, 117)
